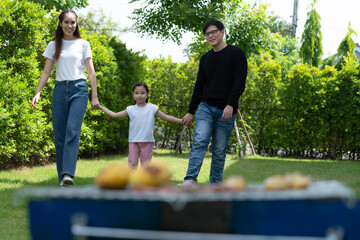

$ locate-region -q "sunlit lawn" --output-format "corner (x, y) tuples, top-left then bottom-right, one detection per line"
(1, 149), (360, 240)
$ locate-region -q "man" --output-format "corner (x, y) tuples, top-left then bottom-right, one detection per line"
(182, 19), (247, 184)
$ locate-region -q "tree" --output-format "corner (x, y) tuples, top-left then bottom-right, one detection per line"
(78, 9), (121, 40)
(335, 22), (357, 70)
(268, 16), (294, 38)
(183, 1), (274, 60)
(144, 57), (197, 149)
(241, 53), (282, 155)
(130, 0), (273, 58)
(299, 0), (323, 67)
(270, 34), (299, 78)
(224, 1), (273, 56)
(184, 34), (211, 61)
(0, 0), (148, 167)
(321, 55), (335, 69)
(129, 0), (224, 44)
(27, 0), (88, 10)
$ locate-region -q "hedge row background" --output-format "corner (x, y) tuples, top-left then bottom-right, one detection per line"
(1, 0), (360, 170)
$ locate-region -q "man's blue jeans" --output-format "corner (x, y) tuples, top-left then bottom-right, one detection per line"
(52, 79), (88, 183)
(185, 102), (235, 184)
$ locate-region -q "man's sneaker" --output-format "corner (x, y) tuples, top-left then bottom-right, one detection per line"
(60, 174), (74, 187)
(178, 179), (197, 186)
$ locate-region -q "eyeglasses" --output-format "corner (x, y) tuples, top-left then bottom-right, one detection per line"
(204, 29), (220, 38)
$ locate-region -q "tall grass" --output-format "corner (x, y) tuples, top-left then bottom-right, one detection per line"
(1, 149), (359, 240)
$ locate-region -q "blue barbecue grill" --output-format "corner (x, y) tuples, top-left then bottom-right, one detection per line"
(16, 180), (360, 240)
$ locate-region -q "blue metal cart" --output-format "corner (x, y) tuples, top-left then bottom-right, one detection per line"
(17, 181), (360, 240)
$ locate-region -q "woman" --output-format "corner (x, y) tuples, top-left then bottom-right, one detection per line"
(32, 9), (99, 187)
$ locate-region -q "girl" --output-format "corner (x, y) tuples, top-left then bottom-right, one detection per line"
(32, 9), (100, 187)
(97, 82), (183, 169)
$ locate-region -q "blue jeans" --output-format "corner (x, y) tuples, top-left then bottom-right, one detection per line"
(185, 102), (235, 184)
(52, 79), (88, 183)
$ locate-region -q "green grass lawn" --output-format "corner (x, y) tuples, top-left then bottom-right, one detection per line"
(1, 149), (360, 240)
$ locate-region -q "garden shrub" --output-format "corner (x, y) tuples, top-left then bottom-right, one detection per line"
(2, 0), (360, 169)
(278, 64), (324, 157)
(241, 54), (360, 159)
(0, 0), (54, 169)
(324, 55), (360, 159)
(145, 57), (197, 150)
(0, 1), (146, 168)
(240, 53), (282, 155)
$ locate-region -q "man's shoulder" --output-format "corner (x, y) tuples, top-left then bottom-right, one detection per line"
(226, 44), (244, 53)
(201, 49), (213, 59)
(226, 45), (247, 61)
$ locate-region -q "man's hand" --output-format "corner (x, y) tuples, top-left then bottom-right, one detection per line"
(91, 96), (100, 110)
(182, 113), (194, 126)
(221, 105), (233, 121)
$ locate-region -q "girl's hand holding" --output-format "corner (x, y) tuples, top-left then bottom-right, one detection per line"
(182, 113), (194, 126)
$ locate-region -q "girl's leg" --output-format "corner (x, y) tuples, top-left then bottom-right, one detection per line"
(139, 142), (154, 167)
(128, 142), (140, 169)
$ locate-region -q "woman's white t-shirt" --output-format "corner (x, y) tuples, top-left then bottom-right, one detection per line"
(126, 103), (159, 143)
(43, 38), (92, 81)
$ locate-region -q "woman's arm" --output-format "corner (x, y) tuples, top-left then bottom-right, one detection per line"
(85, 57), (100, 110)
(98, 105), (128, 118)
(32, 58), (55, 109)
(156, 110), (183, 124)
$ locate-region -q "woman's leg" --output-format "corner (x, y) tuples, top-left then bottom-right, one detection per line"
(61, 80), (88, 181)
(52, 81), (68, 183)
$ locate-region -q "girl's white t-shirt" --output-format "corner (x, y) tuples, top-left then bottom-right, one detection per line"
(126, 103), (159, 143)
(43, 38), (92, 81)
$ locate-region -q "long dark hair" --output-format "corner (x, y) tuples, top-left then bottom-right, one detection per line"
(132, 82), (149, 103)
(53, 9), (82, 60)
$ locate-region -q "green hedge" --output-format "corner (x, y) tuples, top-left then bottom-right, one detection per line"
(145, 57), (198, 149)
(2, 1), (360, 170)
(0, 1), (147, 169)
(241, 54), (360, 159)
(0, 0), (54, 168)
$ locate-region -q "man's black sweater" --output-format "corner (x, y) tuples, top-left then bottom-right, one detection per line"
(188, 44), (247, 115)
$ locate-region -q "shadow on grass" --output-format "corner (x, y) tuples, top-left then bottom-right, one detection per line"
(223, 155), (360, 198)
(85, 150), (190, 161)
(152, 151), (190, 159)
(83, 153), (128, 161)
(0, 174), (103, 240)
(1, 174), (98, 207)
(223, 155), (322, 180)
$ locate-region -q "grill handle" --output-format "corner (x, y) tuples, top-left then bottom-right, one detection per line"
(71, 214), (344, 240)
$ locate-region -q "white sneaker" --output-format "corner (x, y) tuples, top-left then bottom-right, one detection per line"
(60, 174), (74, 187)
(178, 179), (197, 186)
